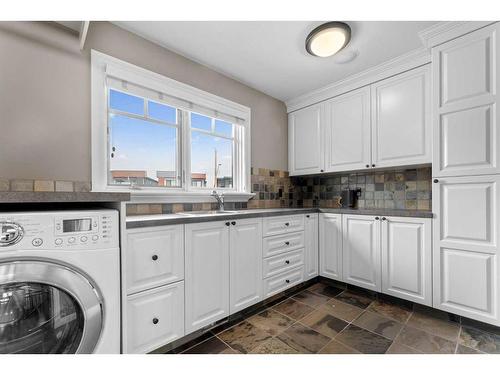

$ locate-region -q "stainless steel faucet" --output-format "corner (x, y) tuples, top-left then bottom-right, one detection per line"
(211, 190), (225, 212)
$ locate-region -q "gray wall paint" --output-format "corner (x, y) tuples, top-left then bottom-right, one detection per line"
(0, 21), (287, 182)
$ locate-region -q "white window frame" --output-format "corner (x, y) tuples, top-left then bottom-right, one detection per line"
(91, 50), (253, 203)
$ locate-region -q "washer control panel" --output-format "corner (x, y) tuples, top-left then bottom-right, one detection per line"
(0, 209), (118, 250)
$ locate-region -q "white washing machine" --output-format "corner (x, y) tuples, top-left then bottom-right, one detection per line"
(0, 209), (120, 353)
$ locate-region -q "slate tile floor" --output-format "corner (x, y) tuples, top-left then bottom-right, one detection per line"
(178, 281), (500, 354)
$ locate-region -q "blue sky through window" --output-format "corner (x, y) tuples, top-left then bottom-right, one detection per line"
(109, 90), (144, 115)
(109, 114), (177, 183)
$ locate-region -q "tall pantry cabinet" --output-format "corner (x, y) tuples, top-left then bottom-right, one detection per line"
(432, 22), (500, 326)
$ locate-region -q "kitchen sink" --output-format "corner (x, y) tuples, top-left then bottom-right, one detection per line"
(177, 210), (240, 216)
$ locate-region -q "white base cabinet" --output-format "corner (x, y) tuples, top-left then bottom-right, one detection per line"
(319, 213), (343, 281)
(125, 281), (184, 354)
(126, 225), (184, 295)
(381, 216), (432, 306)
(342, 215), (381, 292)
(433, 175), (500, 325)
(185, 221), (230, 334)
(229, 218), (263, 314)
(261, 214), (307, 298)
(304, 213), (319, 279)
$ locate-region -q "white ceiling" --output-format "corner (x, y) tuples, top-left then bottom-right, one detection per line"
(113, 21), (437, 102)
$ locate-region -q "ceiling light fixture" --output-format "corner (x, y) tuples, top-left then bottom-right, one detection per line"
(305, 22), (351, 57)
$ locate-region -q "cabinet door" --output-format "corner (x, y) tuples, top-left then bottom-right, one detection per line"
(433, 175), (500, 325)
(288, 104), (323, 175)
(185, 221), (229, 334)
(381, 216), (432, 306)
(304, 213), (319, 280)
(433, 23), (500, 177)
(229, 218), (263, 314)
(342, 215), (381, 292)
(371, 65), (431, 168)
(126, 225), (184, 295)
(324, 86), (372, 172)
(125, 281), (184, 354)
(319, 213), (342, 281)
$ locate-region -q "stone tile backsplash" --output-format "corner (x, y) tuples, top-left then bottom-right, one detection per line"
(0, 178), (91, 192)
(247, 168), (292, 209)
(289, 167), (432, 210)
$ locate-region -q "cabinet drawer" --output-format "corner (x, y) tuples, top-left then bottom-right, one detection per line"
(263, 215), (305, 237)
(263, 248), (304, 278)
(126, 225), (184, 295)
(263, 231), (305, 258)
(263, 266), (304, 298)
(125, 281), (185, 354)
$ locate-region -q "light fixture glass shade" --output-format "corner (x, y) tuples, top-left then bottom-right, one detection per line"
(306, 22), (351, 57)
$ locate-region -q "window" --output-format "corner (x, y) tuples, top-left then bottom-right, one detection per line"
(91, 51), (251, 197)
(108, 90), (181, 188)
(191, 113), (234, 189)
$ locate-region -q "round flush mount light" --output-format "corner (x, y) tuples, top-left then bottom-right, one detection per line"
(305, 22), (351, 57)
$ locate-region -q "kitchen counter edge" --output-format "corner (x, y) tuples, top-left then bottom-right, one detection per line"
(126, 207), (433, 229)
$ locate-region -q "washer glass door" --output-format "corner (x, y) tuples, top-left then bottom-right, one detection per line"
(0, 282), (84, 353)
(0, 261), (103, 354)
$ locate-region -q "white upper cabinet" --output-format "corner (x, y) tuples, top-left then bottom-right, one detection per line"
(342, 215), (381, 292)
(288, 65), (432, 176)
(304, 213), (319, 280)
(433, 175), (500, 325)
(185, 221), (229, 334)
(371, 65), (431, 168)
(288, 104), (323, 175)
(324, 87), (372, 172)
(381, 216), (432, 306)
(433, 23), (500, 177)
(319, 213), (343, 281)
(229, 218), (263, 314)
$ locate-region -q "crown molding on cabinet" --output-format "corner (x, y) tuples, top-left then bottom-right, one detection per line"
(285, 47), (431, 113)
(418, 21), (496, 49)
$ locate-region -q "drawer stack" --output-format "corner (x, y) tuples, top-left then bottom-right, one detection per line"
(124, 225), (185, 354)
(262, 215), (305, 298)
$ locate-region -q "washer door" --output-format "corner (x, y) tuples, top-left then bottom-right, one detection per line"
(0, 261), (103, 354)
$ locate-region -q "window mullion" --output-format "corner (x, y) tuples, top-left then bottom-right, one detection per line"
(182, 109), (192, 192)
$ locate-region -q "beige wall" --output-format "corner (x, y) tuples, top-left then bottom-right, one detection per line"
(0, 21), (287, 182)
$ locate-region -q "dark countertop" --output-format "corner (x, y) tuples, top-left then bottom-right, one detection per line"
(319, 208), (434, 218)
(0, 191), (130, 204)
(126, 207), (433, 229)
